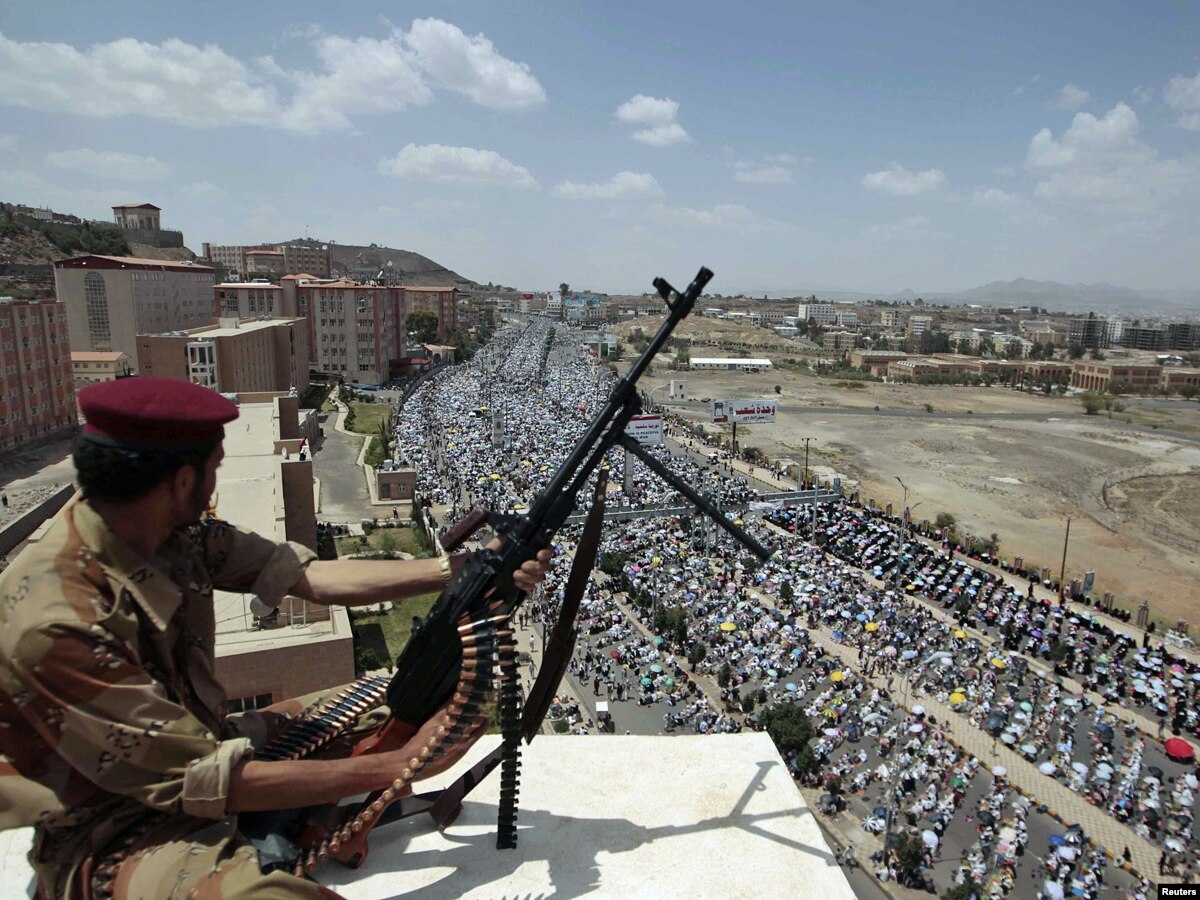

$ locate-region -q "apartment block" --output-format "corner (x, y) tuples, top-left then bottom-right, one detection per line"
(1067, 315), (1110, 350)
(880, 309), (906, 329)
(215, 282), (288, 318)
(54, 255), (216, 370)
(139, 317), (310, 394)
(402, 286), (459, 338)
(797, 302), (836, 325)
(284, 279), (403, 384)
(907, 315), (933, 336)
(0, 297), (78, 450)
(202, 243), (332, 280)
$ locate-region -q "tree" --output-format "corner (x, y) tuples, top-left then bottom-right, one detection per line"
(717, 662), (732, 688)
(774, 384), (782, 394)
(1080, 392), (1105, 415)
(1068, 342), (1086, 360)
(758, 703), (819, 774)
(942, 881), (981, 900)
(686, 643), (708, 669)
(405, 310), (439, 345)
(935, 512), (957, 530)
(559, 282), (570, 298)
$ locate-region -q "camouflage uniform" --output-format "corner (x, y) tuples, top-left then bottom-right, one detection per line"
(0, 496), (344, 899)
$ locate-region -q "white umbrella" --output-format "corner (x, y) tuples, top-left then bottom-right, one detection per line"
(1041, 881), (1065, 900)
(912, 704), (925, 716)
(1072, 762), (1089, 775)
(1165, 837), (1186, 852)
(992, 766), (1007, 777)
(921, 829), (939, 849)
(909, 723), (925, 733)
(1056, 845), (1078, 861)
(1039, 761), (1057, 775)
(1186, 774), (1199, 790)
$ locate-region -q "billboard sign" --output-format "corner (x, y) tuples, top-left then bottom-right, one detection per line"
(624, 414), (664, 445)
(710, 399), (777, 424)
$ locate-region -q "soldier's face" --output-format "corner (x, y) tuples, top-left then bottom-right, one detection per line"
(186, 445), (224, 522)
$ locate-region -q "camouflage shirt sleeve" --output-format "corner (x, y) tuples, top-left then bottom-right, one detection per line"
(197, 519), (317, 608)
(10, 621), (253, 820)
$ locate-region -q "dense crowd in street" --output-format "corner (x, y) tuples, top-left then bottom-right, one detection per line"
(390, 319), (1193, 896)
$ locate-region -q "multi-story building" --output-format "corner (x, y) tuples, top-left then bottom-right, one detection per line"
(278, 243), (332, 278)
(139, 317), (310, 394)
(823, 331), (859, 351)
(54, 255), (216, 370)
(835, 311), (859, 328)
(403, 286), (458, 337)
(1072, 361), (1164, 392)
(284, 279), (403, 384)
(1167, 323), (1198, 351)
(202, 243), (333, 280)
(245, 248), (285, 278)
(0, 297), (78, 450)
(71, 350), (132, 387)
(1118, 325), (1165, 351)
(797, 302), (836, 325)
(1067, 314), (1110, 350)
(203, 244), (248, 277)
(880, 309), (906, 329)
(907, 315), (933, 337)
(214, 281), (287, 318)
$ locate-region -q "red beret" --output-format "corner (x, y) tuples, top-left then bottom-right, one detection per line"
(78, 377), (238, 449)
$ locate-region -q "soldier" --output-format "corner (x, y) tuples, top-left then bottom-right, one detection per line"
(0, 377), (551, 899)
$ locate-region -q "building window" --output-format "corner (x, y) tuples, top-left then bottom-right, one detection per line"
(227, 692), (274, 714)
(84, 273), (111, 350)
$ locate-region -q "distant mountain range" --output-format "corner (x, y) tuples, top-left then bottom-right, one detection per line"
(275, 239), (477, 288)
(751, 278), (1200, 317)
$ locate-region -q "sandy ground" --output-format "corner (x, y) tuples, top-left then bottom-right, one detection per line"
(648, 362), (1200, 627)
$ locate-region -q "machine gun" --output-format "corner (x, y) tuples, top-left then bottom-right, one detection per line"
(268, 267), (774, 874)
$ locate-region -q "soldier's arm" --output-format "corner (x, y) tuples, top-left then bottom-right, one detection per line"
(226, 700), (487, 812)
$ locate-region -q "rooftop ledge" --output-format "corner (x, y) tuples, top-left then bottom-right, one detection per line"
(3, 733), (852, 899)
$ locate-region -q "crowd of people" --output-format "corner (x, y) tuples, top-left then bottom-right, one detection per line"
(389, 319), (1194, 896)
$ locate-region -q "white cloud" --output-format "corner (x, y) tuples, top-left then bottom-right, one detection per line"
(0, 134), (17, 152)
(1164, 72), (1200, 130)
(1012, 73), (1041, 97)
(861, 163), (945, 196)
(402, 18), (545, 110)
(1024, 102), (1193, 212)
(181, 181), (224, 200)
(0, 20), (544, 132)
(1056, 83), (1090, 110)
(45, 148), (171, 181)
(615, 94), (690, 146)
(0, 32), (281, 127)
(278, 34), (432, 131)
(378, 143), (538, 188)
(551, 171), (662, 200)
(646, 203), (758, 228)
(865, 215), (933, 240)
(971, 188), (1020, 211)
(1133, 84), (1156, 105)
(733, 154), (798, 184)
(411, 197), (472, 213)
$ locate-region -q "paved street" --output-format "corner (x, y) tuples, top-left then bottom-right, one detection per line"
(312, 405), (378, 523)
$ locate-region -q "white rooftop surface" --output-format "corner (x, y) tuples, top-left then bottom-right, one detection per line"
(197, 317), (301, 339)
(213, 399), (348, 654)
(689, 358), (773, 366)
(322, 733), (853, 899)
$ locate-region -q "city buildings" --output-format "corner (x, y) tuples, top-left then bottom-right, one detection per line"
(1067, 314), (1110, 350)
(0, 297), (78, 451)
(403, 286), (459, 336)
(54, 255), (216, 370)
(797, 301), (836, 325)
(138, 318), (310, 393)
(215, 281), (286, 318)
(907, 315), (934, 337)
(283, 279), (403, 385)
(202, 243), (333, 280)
(71, 350), (132, 387)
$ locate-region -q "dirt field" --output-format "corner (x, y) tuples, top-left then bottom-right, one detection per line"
(651, 362), (1200, 627)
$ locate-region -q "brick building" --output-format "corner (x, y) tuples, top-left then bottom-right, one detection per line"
(0, 297), (78, 450)
(282, 279), (404, 384)
(403, 286), (459, 338)
(138, 317), (310, 393)
(54, 255), (216, 370)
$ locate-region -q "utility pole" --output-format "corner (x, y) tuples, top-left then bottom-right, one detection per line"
(1057, 517), (1071, 606)
(801, 436), (813, 489)
(895, 476), (909, 591)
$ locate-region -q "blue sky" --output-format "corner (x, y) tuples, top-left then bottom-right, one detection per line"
(1, 1), (1198, 295)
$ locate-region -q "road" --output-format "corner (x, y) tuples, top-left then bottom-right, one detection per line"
(311, 407), (377, 523)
